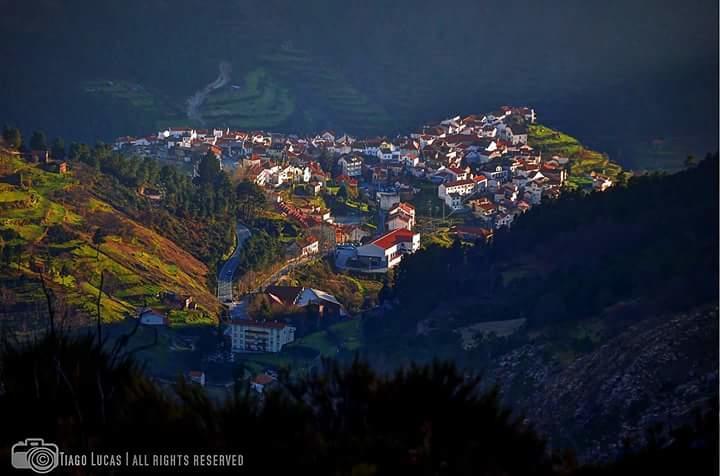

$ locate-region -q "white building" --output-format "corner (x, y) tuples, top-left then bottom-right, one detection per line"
(377, 190), (401, 211)
(138, 308), (167, 326)
(338, 155), (363, 177)
(354, 228), (421, 271)
(188, 371), (206, 387)
(229, 320), (296, 353)
(438, 179), (476, 209)
(386, 202), (416, 231)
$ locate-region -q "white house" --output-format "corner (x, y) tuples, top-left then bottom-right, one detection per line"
(298, 236), (319, 256)
(592, 173), (613, 192)
(386, 202), (416, 231)
(265, 285), (347, 317)
(495, 212), (514, 229)
(377, 190), (401, 211)
(137, 308), (167, 326)
(338, 155), (363, 177)
(295, 288), (347, 316)
(354, 228), (421, 271)
(188, 371), (206, 387)
(524, 182), (544, 205)
(438, 179), (476, 209)
(229, 320), (296, 353)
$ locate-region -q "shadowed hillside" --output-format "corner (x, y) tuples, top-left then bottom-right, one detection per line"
(0, 331), (715, 474)
(0, 0), (716, 170)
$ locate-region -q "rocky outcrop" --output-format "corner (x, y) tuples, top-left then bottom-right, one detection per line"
(487, 306), (718, 462)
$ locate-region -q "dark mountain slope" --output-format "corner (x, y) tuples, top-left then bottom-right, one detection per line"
(363, 154), (719, 460)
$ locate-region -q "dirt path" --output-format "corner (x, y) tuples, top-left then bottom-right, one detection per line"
(186, 61), (232, 124)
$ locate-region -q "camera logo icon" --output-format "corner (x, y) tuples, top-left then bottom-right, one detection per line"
(11, 439), (59, 474)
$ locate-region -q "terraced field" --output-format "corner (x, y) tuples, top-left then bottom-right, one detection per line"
(203, 44), (394, 133)
(0, 155), (219, 325)
(529, 124), (626, 187)
(201, 68), (294, 129)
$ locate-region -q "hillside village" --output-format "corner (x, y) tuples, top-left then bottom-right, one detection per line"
(115, 106), (618, 250)
(107, 107), (624, 388)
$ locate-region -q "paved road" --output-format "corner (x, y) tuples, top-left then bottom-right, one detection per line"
(217, 223), (251, 304)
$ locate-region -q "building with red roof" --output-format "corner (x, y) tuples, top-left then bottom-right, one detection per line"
(353, 228), (420, 271)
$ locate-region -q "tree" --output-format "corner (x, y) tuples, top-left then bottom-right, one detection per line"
(60, 262), (72, 285)
(337, 182), (349, 202)
(684, 155), (696, 168)
(236, 181), (266, 220)
(68, 143), (94, 166)
(51, 137), (66, 160)
(198, 151), (220, 185)
(2, 125), (22, 149)
(29, 130), (47, 151)
(318, 149), (335, 173)
(92, 228), (107, 260)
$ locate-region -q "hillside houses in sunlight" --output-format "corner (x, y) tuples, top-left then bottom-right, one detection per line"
(113, 105), (616, 274)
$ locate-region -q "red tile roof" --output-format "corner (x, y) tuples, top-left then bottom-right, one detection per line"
(370, 228), (417, 250)
(253, 374), (274, 385)
(443, 179), (475, 188)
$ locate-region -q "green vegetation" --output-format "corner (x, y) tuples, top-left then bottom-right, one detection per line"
(367, 155), (718, 364)
(167, 309), (215, 327)
(529, 124), (627, 186)
(235, 230), (284, 274)
(409, 179), (446, 217)
(202, 68), (295, 129)
(82, 79), (185, 130)
(281, 259), (383, 313)
(72, 144), (238, 273)
(0, 153), (219, 325)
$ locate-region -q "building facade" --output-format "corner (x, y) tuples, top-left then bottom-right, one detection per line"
(230, 320), (296, 353)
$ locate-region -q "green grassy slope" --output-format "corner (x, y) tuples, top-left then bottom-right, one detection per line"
(0, 154), (220, 326)
(529, 124), (629, 188)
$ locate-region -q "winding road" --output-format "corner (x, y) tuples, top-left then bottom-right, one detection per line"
(187, 61), (232, 124)
(217, 223), (251, 304)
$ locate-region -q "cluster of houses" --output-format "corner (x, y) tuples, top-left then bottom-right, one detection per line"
(117, 105), (615, 299)
(113, 106), (609, 236)
(115, 108), (623, 391)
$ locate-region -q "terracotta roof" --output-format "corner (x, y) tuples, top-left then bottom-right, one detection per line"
(443, 179), (475, 188)
(370, 228), (417, 250)
(253, 374), (274, 385)
(389, 202), (415, 215)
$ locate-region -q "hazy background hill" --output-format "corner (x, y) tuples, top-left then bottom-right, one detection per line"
(0, 0), (717, 170)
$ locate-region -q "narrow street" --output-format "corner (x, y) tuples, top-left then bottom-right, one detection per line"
(217, 222), (251, 304)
